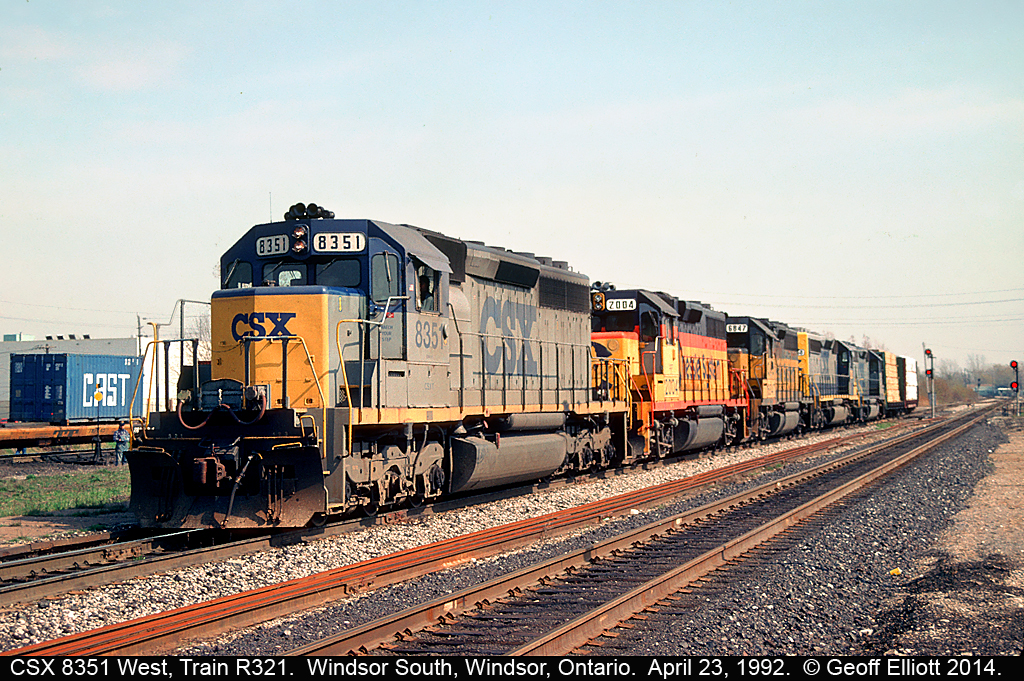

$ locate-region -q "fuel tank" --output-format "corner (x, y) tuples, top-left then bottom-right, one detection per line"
(448, 432), (568, 493)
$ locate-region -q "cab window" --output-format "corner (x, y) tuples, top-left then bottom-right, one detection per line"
(316, 259), (360, 288)
(640, 311), (659, 343)
(223, 260), (253, 288)
(262, 262), (307, 286)
(371, 252), (401, 302)
(601, 312), (637, 333)
(750, 330), (766, 356)
(415, 262), (439, 313)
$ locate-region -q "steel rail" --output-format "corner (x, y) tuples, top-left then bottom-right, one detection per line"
(289, 407), (990, 655)
(3, 413), (954, 656)
(0, 514), (397, 609)
(508, 407), (992, 655)
(0, 530), (137, 562)
(0, 531), (193, 583)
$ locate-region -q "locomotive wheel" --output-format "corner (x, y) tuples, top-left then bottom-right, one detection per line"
(603, 442), (621, 467)
(723, 417), (738, 445)
(362, 499), (380, 517)
(579, 444), (595, 471)
(757, 414), (769, 441)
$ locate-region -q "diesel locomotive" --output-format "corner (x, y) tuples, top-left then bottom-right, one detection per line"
(127, 204), (917, 529)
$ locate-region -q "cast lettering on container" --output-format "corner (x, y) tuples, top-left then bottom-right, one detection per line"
(8, 353), (144, 423)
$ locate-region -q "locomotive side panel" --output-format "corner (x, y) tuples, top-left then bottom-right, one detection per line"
(439, 238), (593, 417)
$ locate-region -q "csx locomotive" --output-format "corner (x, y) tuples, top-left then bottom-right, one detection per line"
(127, 204), (917, 528)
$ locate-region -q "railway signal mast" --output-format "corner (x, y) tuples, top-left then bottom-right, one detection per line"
(924, 348), (935, 418)
(1012, 360), (1020, 416)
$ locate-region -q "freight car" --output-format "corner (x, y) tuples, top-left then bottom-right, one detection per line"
(127, 204), (917, 529)
(1, 354), (144, 452)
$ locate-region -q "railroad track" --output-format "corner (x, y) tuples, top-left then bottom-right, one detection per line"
(1, 529), (229, 606)
(0, 519), (401, 609)
(0, 420), (900, 609)
(2, 414), (948, 656)
(287, 406), (991, 656)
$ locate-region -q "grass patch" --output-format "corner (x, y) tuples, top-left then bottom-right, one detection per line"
(0, 468), (130, 517)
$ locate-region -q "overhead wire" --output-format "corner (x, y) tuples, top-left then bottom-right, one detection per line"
(684, 287), (1024, 300)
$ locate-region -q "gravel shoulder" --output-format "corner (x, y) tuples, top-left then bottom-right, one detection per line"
(858, 416), (1024, 655)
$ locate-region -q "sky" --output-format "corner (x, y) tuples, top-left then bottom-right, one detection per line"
(1, 1), (1022, 370)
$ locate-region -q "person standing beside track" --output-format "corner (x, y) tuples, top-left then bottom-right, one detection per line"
(113, 421), (130, 466)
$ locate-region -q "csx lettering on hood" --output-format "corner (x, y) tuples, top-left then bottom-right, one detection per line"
(231, 312), (297, 340)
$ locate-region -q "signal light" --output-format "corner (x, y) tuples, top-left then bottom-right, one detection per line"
(1012, 360), (1019, 369)
(926, 369), (933, 376)
(925, 348), (932, 357)
(1013, 382), (1019, 391)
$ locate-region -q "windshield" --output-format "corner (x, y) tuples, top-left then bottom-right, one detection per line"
(600, 312), (638, 333)
(262, 262), (307, 286)
(316, 258), (360, 288)
(223, 260), (253, 288)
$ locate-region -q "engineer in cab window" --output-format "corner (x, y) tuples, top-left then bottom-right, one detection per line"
(417, 263), (438, 313)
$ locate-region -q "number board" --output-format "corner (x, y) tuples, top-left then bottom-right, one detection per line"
(605, 298), (637, 311)
(256, 235), (289, 257)
(726, 323), (748, 334)
(313, 233), (367, 253)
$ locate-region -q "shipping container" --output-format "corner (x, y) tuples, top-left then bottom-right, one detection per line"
(8, 354), (144, 423)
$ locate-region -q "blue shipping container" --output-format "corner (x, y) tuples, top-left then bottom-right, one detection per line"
(8, 354), (144, 423)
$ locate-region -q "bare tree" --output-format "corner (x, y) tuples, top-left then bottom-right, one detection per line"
(938, 358), (962, 380)
(186, 314), (212, 361)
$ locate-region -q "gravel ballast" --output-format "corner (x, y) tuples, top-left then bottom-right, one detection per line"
(1, 416), (1016, 656)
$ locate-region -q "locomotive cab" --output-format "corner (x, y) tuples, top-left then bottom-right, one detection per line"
(592, 290), (679, 402)
(726, 317), (802, 439)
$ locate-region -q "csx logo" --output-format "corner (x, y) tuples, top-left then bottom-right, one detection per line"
(231, 312), (297, 341)
(480, 296), (538, 375)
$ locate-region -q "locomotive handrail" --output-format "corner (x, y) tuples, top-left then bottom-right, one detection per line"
(129, 337), (201, 435)
(589, 353), (630, 404)
(240, 333), (326, 448)
(335, 295), (409, 458)
(447, 300), (466, 411)
(129, 340), (155, 432)
(460, 328), (593, 412)
(639, 336), (660, 398)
